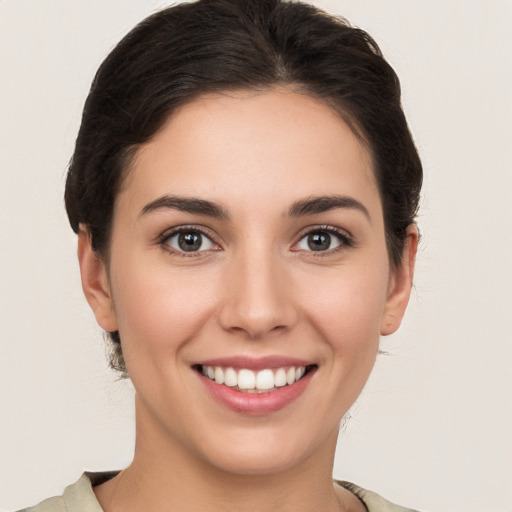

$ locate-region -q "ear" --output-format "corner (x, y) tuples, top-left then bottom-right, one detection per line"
(77, 226), (118, 332)
(380, 224), (418, 336)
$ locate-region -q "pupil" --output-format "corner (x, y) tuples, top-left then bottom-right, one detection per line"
(308, 232), (330, 251)
(178, 232), (201, 251)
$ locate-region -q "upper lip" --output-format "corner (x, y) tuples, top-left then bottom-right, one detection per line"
(194, 355), (315, 371)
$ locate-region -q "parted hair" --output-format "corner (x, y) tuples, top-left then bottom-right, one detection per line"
(65, 0), (422, 375)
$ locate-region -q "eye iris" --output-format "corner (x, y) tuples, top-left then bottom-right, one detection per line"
(307, 232), (331, 251)
(178, 232), (202, 251)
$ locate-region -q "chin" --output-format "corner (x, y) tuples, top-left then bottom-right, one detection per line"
(204, 448), (305, 477)
(193, 423), (336, 477)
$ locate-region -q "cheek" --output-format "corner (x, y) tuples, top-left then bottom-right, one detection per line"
(283, 265), (389, 428)
(298, 263), (390, 356)
(109, 263), (220, 363)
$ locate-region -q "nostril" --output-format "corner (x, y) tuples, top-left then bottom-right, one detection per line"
(217, 270), (298, 338)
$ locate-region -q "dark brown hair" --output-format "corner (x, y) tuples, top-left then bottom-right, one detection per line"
(65, 0), (422, 374)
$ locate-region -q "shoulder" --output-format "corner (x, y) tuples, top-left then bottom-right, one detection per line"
(15, 472), (119, 512)
(17, 495), (68, 512)
(336, 481), (422, 512)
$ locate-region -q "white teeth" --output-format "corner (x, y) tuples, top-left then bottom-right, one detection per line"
(224, 367), (237, 387)
(238, 369), (256, 390)
(256, 369), (274, 390)
(200, 364), (310, 392)
(274, 368), (287, 387)
(214, 366), (224, 384)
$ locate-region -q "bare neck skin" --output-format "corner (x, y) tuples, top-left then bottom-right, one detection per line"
(93, 396), (366, 512)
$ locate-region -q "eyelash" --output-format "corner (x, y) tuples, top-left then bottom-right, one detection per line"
(158, 226), (220, 257)
(158, 224), (354, 257)
(293, 225), (354, 255)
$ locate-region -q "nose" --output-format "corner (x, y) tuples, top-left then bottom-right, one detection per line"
(218, 248), (298, 340)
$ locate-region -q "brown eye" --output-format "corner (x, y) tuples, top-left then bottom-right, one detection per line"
(165, 230), (214, 253)
(297, 229), (344, 252)
(307, 233), (331, 251)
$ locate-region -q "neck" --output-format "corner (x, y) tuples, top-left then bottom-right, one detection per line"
(94, 396), (361, 512)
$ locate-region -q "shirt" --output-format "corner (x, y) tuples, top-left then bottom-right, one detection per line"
(18, 472), (421, 512)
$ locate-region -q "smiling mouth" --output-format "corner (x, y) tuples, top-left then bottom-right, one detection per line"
(194, 364), (317, 393)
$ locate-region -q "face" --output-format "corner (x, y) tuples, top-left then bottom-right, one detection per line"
(80, 88), (415, 476)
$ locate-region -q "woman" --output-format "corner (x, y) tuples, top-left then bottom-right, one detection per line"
(20, 0), (422, 510)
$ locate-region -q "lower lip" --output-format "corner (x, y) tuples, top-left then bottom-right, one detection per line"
(198, 370), (315, 415)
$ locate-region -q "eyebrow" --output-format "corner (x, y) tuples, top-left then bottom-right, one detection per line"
(139, 194), (370, 222)
(139, 195), (228, 219)
(288, 195), (371, 221)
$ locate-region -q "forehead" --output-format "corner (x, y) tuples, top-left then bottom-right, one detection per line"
(120, 88), (380, 218)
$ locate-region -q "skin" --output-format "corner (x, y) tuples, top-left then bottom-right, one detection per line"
(79, 88), (417, 512)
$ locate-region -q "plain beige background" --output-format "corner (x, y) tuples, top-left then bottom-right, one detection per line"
(1, 1), (511, 511)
